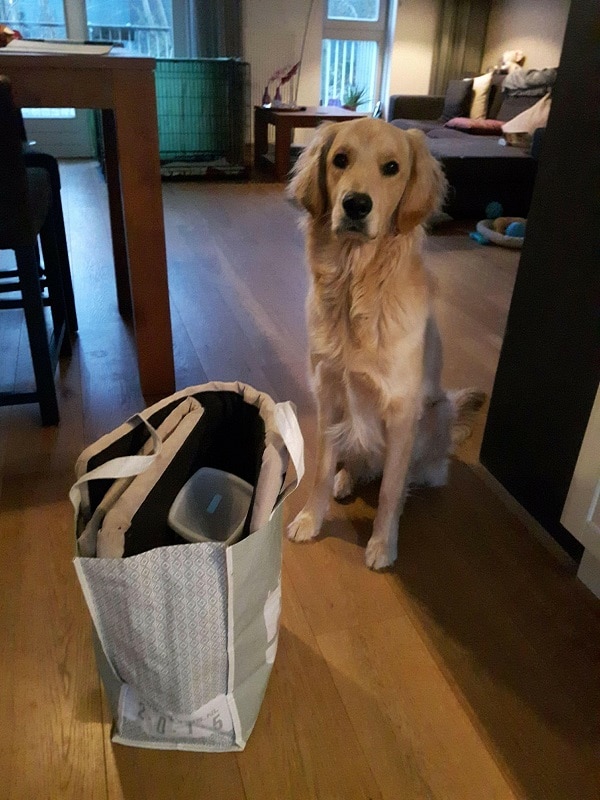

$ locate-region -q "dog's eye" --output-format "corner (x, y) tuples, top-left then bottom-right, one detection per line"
(333, 152), (349, 169)
(381, 160), (399, 176)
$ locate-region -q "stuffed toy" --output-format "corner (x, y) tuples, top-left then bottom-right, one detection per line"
(492, 216), (526, 235)
(498, 50), (525, 73)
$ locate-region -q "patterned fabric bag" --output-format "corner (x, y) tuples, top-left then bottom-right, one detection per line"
(70, 382), (303, 751)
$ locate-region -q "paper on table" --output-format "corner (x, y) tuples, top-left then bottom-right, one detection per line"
(5, 39), (113, 55)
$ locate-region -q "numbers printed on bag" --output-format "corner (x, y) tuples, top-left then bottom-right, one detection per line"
(133, 704), (229, 738)
(134, 706), (226, 738)
(120, 686), (235, 741)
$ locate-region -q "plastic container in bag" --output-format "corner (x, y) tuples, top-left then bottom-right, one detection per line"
(168, 467), (253, 545)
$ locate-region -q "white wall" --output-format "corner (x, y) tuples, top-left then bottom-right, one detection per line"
(388, 0), (438, 96)
(242, 0), (323, 110)
(482, 0), (569, 70)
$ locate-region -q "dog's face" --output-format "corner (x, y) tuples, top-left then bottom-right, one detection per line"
(289, 117), (446, 238)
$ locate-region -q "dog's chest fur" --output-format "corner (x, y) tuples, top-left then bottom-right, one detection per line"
(307, 232), (431, 395)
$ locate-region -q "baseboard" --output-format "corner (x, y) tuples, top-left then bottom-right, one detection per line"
(577, 550), (600, 599)
(471, 463), (577, 572)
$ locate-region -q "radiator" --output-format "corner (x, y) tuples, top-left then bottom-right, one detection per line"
(155, 58), (250, 179)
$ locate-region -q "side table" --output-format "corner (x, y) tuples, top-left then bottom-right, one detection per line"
(254, 105), (368, 182)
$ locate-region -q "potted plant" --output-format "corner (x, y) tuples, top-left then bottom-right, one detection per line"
(342, 84), (368, 111)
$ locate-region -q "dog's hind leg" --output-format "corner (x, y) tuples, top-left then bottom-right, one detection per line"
(409, 394), (453, 487)
(333, 466), (355, 500)
(449, 388), (487, 445)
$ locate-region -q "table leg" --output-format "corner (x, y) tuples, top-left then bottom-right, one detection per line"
(254, 109), (269, 171)
(274, 119), (293, 182)
(112, 71), (175, 398)
(101, 109), (133, 319)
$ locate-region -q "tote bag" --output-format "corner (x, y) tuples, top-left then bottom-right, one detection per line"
(70, 382), (303, 751)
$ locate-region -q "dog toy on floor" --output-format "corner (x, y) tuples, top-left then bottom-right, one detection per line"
(469, 201), (526, 248)
(472, 217), (527, 248)
(469, 201), (505, 244)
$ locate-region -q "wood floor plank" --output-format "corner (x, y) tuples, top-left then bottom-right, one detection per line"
(0, 345), (84, 476)
(236, 566), (384, 800)
(283, 515), (403, 638)
(380, 461), (600, 799)
(317, 616), (517, 800)
(164, 183), (308, 403)
(106, 730), (246, 800)
(0, 475), (107, 800)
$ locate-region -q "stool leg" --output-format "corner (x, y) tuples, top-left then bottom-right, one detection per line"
(40, 215), (71, 357)
(51, 192), (78, 332)
(15, 246), (60, 425)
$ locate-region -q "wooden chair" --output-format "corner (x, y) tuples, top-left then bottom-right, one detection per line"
(0, 75), (72, 425)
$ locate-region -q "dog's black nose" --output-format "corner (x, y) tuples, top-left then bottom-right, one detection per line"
(342, 192), (373, 220)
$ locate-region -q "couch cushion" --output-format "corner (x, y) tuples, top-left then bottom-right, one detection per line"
(441, 79), (473, 122)
(426, 135), (533, 160)
(502, 93), (552, 135)
(495, 94), (540, 122)
(390, 119), (444, 134)
(470, 73), (493, 119)
(426, 127), (471, 140)
(445, 117), (504, 135)
(486, 72), (506, 119)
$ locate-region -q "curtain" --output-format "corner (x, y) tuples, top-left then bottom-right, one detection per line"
(429, 0), (492, 95)
(192, 0), (243, 58)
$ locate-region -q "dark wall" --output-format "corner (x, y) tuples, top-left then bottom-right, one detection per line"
(480, 0), (600, 560)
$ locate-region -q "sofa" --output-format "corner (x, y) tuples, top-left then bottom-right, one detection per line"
(388, 70), (556, 219)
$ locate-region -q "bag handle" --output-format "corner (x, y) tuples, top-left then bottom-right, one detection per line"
(69, 414), (162, 518)
(272, 401), (305, 512)
(70, 402), (304, 522)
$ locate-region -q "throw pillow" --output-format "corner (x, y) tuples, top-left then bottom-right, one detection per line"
(487, 80), (506, 120)
(469, 72), (493, 119)
(502, 93), (551, 133)
(445, 117), (504, 135)
(495, 94), (539, 122)
(441, 79), (473, 122)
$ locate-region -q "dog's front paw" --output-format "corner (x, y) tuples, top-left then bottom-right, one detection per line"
(287, 510), (321, 542)
(365, 535), (397, 570)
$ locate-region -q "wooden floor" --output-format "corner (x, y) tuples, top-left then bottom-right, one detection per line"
(1, 162), (599, 800)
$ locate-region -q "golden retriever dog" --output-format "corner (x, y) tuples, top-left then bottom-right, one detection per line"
(287, 117), (484, 570)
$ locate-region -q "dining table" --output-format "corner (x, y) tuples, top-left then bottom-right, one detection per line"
(0, 47), (176, 398)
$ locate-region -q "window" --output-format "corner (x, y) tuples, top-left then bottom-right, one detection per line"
(1, 0), (69, 119)
(1, 0), (183, 145)
(0, 0), (67, 40)
(327, 0), (380, 23)
(0, 0), (175, 58)
(321, 0), (388, 112)
(86, 0), (174, 58)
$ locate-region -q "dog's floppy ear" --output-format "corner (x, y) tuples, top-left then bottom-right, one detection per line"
(395, 129), (447, 234)
(287, 122), (337, 218)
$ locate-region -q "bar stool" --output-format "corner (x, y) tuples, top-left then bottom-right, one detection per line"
(0, 75), (72, 425)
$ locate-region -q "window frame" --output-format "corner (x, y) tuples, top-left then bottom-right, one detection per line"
(321, 0), (390, 110)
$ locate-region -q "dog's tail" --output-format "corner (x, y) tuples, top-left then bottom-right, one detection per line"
(448, 388), (487, 445)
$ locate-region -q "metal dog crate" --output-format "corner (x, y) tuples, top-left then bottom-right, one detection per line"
(155, 58), (250, 179)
